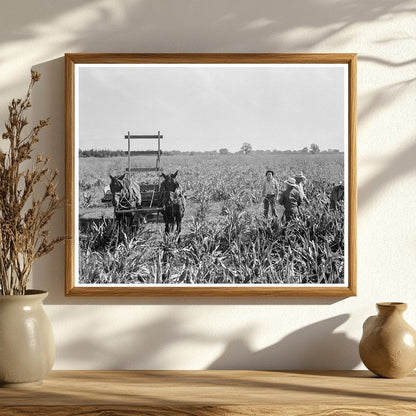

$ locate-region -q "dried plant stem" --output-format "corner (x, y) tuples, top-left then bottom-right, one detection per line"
(0, 71), (65, 295)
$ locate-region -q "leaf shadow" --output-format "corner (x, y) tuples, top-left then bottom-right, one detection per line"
(207, 314), (360, 370)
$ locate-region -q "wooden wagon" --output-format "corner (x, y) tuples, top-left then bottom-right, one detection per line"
(101, 131), (164, 224)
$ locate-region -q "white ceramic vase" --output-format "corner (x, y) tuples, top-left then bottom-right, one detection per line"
(0, 290), (55, 387)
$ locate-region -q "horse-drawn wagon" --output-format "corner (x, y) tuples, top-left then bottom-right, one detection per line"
(100, 131), (185, 235)
(101, 132), (165, 229)
(81, 131), (181, 238)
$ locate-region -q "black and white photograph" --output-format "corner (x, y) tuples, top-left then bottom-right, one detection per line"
(65, 54), (356, 296)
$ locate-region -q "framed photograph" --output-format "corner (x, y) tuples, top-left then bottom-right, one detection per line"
(65, 53), (356, 296)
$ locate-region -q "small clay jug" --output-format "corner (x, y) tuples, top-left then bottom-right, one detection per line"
(359, 302), (416, 378)
(0, 290), (55, 387)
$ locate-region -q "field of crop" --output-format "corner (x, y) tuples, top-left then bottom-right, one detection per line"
(78, 153), (345, 285)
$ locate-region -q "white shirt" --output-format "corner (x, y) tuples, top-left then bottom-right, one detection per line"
(263, 178), (279, 196)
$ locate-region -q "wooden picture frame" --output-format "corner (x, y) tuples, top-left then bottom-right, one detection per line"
(65, 53), (356, 296)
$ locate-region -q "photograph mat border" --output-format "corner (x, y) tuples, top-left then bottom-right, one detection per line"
(74, 63), (349, 288)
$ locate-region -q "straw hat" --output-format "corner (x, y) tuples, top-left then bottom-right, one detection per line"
(295, 172), (306, 180)
(284, 177), (297, 186)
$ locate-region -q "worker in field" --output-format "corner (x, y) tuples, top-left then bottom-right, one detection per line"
(330, 181), (344, 210)
(262, 170), (279, 218)
(295, 172), (310, 205)
(278, 177), (303, 222)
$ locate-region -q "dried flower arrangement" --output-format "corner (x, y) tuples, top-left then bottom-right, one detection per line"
(0, 71), (65, 295)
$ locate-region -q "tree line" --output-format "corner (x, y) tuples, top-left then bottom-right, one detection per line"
(79, 143), (341, 158)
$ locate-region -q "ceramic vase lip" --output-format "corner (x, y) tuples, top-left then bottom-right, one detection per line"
(0, 290), (48, 302)
(376, 302), (407, 314)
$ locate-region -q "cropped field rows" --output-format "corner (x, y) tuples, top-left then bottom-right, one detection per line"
(79, 153), (345, 285)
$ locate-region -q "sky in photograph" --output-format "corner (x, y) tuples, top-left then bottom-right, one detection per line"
(77, 64), (346, 153)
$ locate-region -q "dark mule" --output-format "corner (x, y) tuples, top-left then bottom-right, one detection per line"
(159, 170), (185, 234)
(109, 173), (142, 231)
(330, 183), (344, 210)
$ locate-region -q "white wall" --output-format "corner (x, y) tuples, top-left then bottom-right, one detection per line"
(1, 0), (415, 370)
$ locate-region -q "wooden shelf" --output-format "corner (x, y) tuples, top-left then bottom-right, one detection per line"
(1, 370), (415, 415)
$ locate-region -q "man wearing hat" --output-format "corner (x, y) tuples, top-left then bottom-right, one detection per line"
(262, 170), (279, 218)
(278, 177), (303, 222)
(295, 172), (309, 205)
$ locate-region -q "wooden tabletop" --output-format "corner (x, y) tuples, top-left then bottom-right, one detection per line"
(1, 370), (415, 415)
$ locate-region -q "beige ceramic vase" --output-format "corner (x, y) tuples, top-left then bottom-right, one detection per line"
(0, 290), (55, 387)
(359, 302), (416, 378)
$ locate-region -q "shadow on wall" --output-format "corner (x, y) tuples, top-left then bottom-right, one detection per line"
(207, 314), (360, 370)
(30, 56), (67, 301)
(358, 78), (416, 128)
(54, 310), (212, 369)
(53, 307), (359, 370)
(0, 0), (414, 97)
(1, 0), (413, 50)
(358, 138), (416, 210)
(46, 0), (414, 53)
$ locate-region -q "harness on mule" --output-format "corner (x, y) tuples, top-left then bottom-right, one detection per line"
(169, 188), (183, 204)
